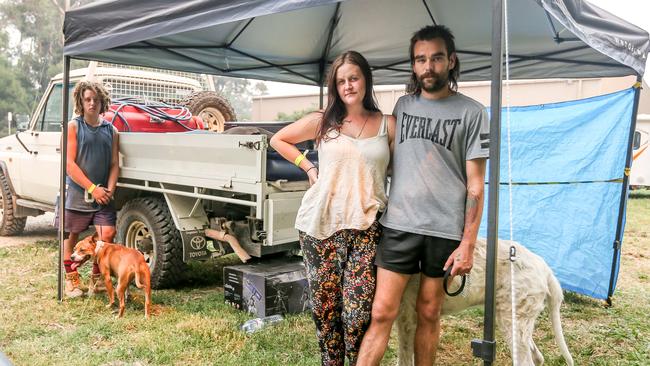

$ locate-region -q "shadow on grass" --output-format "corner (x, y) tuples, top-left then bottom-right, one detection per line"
(173, 252), (303, 290)
(175, 254), (241, 288)
(34, 239), (58, 248)
(629, 190), (650, 199)
(563, 290), (606, 307)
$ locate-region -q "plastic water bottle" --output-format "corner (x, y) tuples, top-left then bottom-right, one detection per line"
(241, 314), (284, 334)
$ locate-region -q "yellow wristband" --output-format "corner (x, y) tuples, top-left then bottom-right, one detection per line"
(88, 184), (97, 193)
(294, 149), (310, 167)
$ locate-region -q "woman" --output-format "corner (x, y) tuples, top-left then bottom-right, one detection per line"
(270, 51), (396, 366)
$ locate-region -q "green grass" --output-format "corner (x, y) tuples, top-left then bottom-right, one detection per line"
(1, 191), (649, 365)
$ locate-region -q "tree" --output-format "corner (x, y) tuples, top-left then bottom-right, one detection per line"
(253, 81), (268, 96)
(212, 76), (253, 121)
(1, 0), (65, 94)
(276, 106), (318, 122)
(0, 0), (93, 106)
(0, 0), (94, 126)
(0, 55), (31, 137)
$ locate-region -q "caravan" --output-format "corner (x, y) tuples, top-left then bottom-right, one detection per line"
(631, 114), (650, 188)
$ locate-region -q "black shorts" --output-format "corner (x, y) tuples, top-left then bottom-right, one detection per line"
(375, 226), (460, 278)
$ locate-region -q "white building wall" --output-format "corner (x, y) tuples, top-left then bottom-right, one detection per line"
(253, 76), (646, 121)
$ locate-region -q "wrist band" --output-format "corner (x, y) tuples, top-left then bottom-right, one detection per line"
(294, 149), (310, 167)
(88, 184), (97, 194)
(306, 166), (318, 174)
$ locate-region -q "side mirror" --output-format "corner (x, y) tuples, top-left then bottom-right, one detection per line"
(15, 114), (30, 132)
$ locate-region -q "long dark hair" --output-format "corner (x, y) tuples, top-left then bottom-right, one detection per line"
(406, 25), (460, 95)
(316, 51), (380, 143)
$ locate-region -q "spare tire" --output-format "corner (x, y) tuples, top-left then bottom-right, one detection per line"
(181, 91), (236, 132)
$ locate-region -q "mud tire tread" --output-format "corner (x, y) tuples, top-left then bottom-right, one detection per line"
(181, 91), (236, 131)
(0, 172), (26, 236)
(116, 197), (185, 288)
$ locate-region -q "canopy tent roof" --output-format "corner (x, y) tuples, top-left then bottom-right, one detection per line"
(58, 0), (650, 345)
(63, 0), (650, 86)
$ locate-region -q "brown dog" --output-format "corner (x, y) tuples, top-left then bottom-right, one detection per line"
(71, 233), (152, 319)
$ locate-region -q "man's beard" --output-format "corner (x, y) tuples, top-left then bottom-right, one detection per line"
(417, 71), (448, 93)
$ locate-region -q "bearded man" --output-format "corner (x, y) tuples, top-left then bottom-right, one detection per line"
(357, 25), (489, 366)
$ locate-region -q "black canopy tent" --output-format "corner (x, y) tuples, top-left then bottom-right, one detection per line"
(60, 0), (650, 363)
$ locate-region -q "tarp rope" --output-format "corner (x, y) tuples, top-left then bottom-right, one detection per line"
(504, 0), (519, 364)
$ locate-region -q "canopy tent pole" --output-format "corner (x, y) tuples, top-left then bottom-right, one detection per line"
(58, 56), (71, 302)
(317, 3), (340, 110)
(472, 0), (503, 364)
(606, 75), (643, 306)
(319, 85), (324, 109)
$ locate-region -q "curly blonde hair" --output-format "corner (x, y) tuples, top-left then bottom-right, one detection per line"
(72, 80), (111, 116)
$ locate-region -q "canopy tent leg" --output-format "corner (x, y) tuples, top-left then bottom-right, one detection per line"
(319, 85), (324, 110)
(472, 0), (503, 364)
(317, 3), (340, 110)
(606, 76), (643, 306)
(58, 56), (71, 302)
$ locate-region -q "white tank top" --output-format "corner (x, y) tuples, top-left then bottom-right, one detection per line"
(295, 115), (390, 239)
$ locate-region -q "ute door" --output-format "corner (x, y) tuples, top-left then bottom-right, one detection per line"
(18, 83), (73, 204)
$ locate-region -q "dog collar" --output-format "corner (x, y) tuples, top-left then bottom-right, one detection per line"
(95, 240), (105, 256)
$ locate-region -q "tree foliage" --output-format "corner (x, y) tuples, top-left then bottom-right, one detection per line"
(0, 55), (31, 136)
(0, 0), (92, 111)
(212, 75), (253, 121)
(276, 107), (318, 122)
(1, 0), (66, 93)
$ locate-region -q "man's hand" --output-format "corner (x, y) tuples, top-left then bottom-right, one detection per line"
(444, 242), (474, 277)
(91, 185), (111, 205)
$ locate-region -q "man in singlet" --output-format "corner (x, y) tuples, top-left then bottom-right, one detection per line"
(358, 25), (489, 365)
(59, 81), (119, 298)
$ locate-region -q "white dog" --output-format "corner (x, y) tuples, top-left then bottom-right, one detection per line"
(396, 238), (574, 366)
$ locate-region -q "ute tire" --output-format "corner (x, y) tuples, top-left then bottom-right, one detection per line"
(0, 171), (26, 236)
(116, 197), (185, 288)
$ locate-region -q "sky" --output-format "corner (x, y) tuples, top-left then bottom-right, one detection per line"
(262, 0), (650, 96)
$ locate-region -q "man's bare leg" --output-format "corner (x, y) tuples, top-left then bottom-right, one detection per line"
(64, 232), (79, 262)
(357, 267), (411, 366)
(414, 274), (446, 365)
(94, 225), (116, 242)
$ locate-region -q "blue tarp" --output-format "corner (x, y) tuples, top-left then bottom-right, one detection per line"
(479, 87), (635, 300)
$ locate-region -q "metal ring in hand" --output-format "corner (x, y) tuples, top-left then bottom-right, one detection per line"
(443, 266), (466, 297)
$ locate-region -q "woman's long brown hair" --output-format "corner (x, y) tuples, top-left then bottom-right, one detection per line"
(316, 51), (380, 143)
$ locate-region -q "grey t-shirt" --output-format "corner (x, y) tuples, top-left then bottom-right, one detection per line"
(379, 93), (489, 240)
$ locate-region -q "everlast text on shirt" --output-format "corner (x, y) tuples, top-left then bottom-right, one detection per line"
(398, 112), (462, 150)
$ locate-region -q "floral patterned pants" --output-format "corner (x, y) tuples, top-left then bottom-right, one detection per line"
(299, 222), (381, 366)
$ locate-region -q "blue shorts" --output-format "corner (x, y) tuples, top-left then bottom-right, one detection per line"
(54, 206), (116, 234)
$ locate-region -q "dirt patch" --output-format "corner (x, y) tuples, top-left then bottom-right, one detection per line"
(0, 213), (57, 248)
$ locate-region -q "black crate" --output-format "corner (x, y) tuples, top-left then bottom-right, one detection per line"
(224, 257), (311, 317)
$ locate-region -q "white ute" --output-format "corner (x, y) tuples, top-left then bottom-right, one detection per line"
(0, 63), (308, 288)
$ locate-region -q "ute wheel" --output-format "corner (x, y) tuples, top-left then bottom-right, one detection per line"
(0, 171), (26, 236)
(181, 91), (236, 132)
(116, 197), (185, 288)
